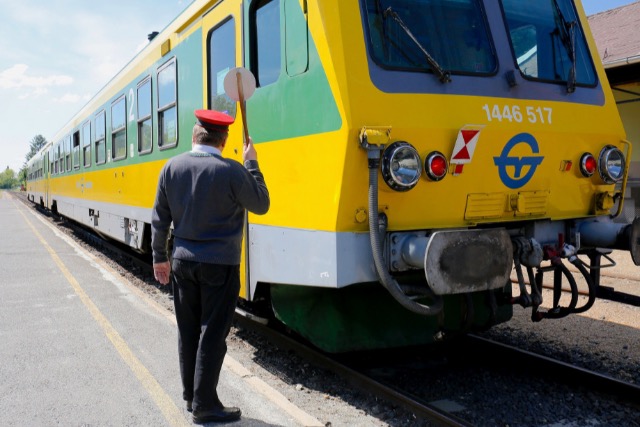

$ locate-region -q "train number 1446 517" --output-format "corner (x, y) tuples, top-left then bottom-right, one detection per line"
(482, 104), (553, 124)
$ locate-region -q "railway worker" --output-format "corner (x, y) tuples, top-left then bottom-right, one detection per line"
(151, 109), (270, 424)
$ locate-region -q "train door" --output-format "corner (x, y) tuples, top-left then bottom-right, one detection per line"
(202, 0), (253, 299)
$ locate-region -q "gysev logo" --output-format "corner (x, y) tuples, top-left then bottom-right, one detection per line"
(493, 133), (544, 189)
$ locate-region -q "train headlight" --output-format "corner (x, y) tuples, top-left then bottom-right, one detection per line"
(424, 151), (448, 181)
(381, 142), (422, 191)
(598, 146), (625, 184)
(580, 153), (597, 177)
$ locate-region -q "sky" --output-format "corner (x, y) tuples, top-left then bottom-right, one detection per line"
(582, 0), (638, 15)
(0, 0), (637, 174)
(0, 0), (192, 173)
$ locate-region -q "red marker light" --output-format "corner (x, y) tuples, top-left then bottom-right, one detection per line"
(425, 152), (448, 181)
(580, 153), (597, 177)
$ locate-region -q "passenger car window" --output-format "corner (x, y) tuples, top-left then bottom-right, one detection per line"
(208, 18), (237, 116)
(252, 0), (281, 87)
(65, 135), (72, 171)
(54, 143), (59, 174)
(95, 111), (106, 165)
(72, 131), (80, 169)
(158, 59), (178, 148)
(137, 77), (153, 154)
(82, 122), (91, 167)
(111, 96), (127, 160)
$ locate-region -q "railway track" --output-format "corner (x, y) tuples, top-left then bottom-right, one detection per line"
(596, 284), (640, 306)
(464, 334), (640, 405)
(233, 311), (640, 426)
(234, 313), (473, 427)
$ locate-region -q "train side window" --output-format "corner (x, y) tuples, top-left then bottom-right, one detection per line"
(58, 142), (63, 174)
(82, 121), (91, 168)
(251, 0), (281, 87)
(208, 18), (237, 116)
(72, 131), (80, 170)
(58, 140), (63, 174)
(158, 59), (178, 149)
(137, 76), (153, 154)
(95, 111), (106, 165)
(112, 96), (127, 160)
(53, 143), (59, 175)
(284, 0), (308, 76)
(65, 135), (72, 172)
(49, 147), (54, 176)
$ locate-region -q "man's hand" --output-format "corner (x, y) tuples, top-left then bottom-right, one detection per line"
(243, 136), (257, 162)
(153, 261), (171, 285)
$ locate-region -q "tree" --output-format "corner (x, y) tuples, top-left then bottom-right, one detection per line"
(0, 167), (19, 189)
(25, 134), (48, 163)
(19, 134), (48, 190)
(18, 166), (27, 189)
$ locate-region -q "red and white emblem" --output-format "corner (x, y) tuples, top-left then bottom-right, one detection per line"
(450, 125), (484, 174)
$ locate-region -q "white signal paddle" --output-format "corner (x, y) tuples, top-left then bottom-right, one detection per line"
(223, 67), (256, 145)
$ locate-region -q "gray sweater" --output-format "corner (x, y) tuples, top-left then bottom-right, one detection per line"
(151, 152), (270, 265)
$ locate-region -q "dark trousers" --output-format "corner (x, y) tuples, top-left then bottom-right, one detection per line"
(171, 259), (240, 412)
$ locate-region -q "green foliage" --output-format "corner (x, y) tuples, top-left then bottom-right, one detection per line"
(25, 134), (48, 163)
(0, 167), (19, 189)
(18, 134), (48, 190)
(18, 167), (27, 188)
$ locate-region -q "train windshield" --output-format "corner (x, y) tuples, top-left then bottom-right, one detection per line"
(500, 0), (597, 89)
(363, 0), (496, 76)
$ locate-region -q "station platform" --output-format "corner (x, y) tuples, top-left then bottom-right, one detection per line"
(0, 191), (324, 427)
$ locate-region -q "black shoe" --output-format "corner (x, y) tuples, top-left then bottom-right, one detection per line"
(192, 406), (241, 424)
(186, 400), (192, 412)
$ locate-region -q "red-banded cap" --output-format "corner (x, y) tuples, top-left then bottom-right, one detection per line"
(194, 109), (234, 132)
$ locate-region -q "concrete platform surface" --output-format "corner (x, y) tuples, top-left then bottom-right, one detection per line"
(0, 191), (323, 427)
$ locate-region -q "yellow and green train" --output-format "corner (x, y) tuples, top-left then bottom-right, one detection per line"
(27, 0), (640, 352)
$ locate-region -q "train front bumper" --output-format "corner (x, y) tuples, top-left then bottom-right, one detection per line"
(393, 228), (514, 295)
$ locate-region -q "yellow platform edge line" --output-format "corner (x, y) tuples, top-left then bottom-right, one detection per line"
(11, 195), (189, 427)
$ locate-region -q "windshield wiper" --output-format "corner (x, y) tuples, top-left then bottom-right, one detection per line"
(383, 6), (452, 83)
(551, 0), (577, 93)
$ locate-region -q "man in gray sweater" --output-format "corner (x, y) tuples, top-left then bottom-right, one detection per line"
(151, 109), (269, 424)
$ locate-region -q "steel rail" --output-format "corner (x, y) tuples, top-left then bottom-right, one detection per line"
(234, 314), (473, 427)
(467, 334), (640, 406)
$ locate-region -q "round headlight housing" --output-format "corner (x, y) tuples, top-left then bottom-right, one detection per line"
(598, 145), (625, 184)
(381, 142), (422, 191)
